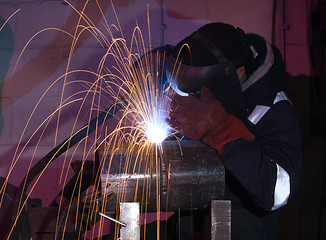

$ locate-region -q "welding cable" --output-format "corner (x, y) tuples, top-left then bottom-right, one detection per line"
(10, 95), (128, 239)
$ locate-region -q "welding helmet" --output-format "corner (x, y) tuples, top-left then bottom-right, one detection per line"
(165, 22), (255, 119)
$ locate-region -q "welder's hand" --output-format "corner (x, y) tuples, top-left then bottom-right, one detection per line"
(168, 87), (254, 154)
(168, 87), (226, 139)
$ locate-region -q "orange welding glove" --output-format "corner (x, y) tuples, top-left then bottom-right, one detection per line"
(168, 87), (254, 154)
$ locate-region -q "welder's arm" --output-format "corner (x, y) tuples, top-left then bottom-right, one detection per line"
(168, 87), (254, 155)
(221, 102), (305, 211)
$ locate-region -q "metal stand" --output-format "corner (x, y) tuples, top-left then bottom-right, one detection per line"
(118, 200), (231, 240)
(211, 200), (231, 240)
(119, 202), (140, 240)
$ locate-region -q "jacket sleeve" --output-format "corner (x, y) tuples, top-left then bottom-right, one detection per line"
(221, 101), (305, 211)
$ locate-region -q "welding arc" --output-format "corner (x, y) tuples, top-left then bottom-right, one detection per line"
(11, 95), (128, 239)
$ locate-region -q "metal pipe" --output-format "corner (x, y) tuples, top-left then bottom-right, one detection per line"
(100, 140), (225, 212)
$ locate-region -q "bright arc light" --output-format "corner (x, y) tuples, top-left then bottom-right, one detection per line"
(146, 122), (169, 144)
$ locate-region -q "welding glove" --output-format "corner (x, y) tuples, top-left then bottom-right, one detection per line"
(168, 87), (254, 154)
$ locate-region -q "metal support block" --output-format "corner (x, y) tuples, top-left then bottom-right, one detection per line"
(119, 202), (140, 240)
(211, 200), (231, 240)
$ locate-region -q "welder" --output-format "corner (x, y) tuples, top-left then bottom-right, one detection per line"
(163, 22), (305, 239)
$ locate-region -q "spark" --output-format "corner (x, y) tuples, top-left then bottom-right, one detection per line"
(0, 9), (20, 32)
(2, 1), (182, 240)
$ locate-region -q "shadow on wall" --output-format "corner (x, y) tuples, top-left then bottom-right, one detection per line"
(0, 15), (14, 135)
(286, 73), (326, 137)
(278, 73), (326, 240)
(285, 74), (310, 134)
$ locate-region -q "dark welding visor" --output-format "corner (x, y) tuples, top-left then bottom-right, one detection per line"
(164, 41), (245, 119)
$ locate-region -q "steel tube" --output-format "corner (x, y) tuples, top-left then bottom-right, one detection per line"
(100, 140), (225, 212)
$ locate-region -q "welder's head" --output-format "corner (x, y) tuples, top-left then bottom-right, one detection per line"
(165, 22), (256, 118)
(173, 22), (255, 71)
